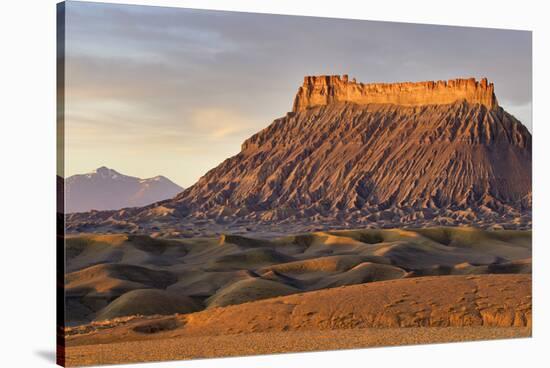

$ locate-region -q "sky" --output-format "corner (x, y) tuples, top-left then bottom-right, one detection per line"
(63, 1), (532, 187)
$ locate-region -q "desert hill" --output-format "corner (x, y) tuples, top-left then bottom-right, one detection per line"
(65, 167), (183, 213)
(65, 76), (531, 235)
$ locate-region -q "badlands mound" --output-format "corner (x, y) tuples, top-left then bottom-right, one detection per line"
(206, 278), (299, 308)
(94, 289), (201, 321)
(65, 263), (177, 297)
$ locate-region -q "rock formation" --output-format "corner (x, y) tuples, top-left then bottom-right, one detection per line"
(66, 76), (531, 235)
(292, 76), (498, 112)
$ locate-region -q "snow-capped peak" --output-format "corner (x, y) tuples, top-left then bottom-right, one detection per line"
(93, 166), (122, 178)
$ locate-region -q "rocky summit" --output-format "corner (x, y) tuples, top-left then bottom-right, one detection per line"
(292, 75), (498, 111)
(66, 76), (532, 237)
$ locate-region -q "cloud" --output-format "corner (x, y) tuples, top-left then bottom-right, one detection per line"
(189, 108), (256, 140)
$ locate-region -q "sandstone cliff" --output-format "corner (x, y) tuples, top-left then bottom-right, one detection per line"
(292, 76), (498, 112)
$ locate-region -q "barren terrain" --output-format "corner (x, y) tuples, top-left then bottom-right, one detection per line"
(64, 227), (531, 326)
(62, 227), (531, 365)
(64, 273), (531, 366)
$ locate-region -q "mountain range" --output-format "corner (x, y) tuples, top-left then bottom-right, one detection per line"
(66, 76), (532, 236)
(64, 167), (183, 213)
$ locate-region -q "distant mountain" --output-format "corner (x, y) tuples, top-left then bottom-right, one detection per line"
(65, 167), (183, 213)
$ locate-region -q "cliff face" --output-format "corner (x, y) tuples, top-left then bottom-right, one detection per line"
(292, 76), (498, 112)
(66, 76), (531, 235)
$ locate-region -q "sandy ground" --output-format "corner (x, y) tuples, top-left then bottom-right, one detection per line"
(64, 327), (530, 366)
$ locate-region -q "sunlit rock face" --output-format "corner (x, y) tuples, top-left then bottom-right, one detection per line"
(292, 75), (498, 112)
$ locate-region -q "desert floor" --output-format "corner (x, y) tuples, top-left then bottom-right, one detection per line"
(64, 327), (530, 366)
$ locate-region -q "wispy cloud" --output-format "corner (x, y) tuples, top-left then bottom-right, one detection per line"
(189, 108), (256, 140)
